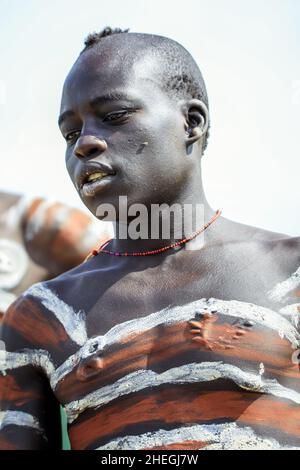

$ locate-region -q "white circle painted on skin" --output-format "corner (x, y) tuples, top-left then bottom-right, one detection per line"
(0, 239), (28, 289)
(0, 288), (17, 313)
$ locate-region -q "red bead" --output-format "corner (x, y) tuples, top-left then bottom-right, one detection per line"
(92, 249), (98, 256)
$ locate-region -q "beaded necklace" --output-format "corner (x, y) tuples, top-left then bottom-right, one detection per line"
(84, 209), (222, 261)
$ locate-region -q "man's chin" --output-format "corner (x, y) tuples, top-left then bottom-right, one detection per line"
(79, 191), (156, 224)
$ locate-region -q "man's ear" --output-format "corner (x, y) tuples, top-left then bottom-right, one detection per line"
(181, 99), (209, 146)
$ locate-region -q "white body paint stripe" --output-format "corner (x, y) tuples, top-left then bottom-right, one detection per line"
(25, 283), (87, 346)
(279, 303), (300, 328)
(0, 195), (32, 231)
(0, 289), (17, 313)
(95, 421), (300, 450)
(0, 410), (46, 437)
(24, 200), (54, 242)
(0, 349), (55, 379)
(52, 297), (300, 390)
(65, 361), (300, 423)
(268, 267), (300, 303)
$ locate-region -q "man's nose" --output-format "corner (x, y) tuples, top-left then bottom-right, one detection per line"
(74, 135), (107, 159)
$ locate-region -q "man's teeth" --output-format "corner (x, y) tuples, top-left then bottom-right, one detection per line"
(86, 172), (109, 182)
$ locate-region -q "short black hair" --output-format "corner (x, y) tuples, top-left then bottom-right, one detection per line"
(80, 27), (210, 153)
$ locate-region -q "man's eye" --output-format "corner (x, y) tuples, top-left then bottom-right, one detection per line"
(103, 110), (133, 122)
(65, 131), (80, 143)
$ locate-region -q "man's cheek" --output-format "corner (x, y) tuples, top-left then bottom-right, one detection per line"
(65, 155), (76, 180)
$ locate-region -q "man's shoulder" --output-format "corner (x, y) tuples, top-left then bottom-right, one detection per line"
(248, 223), (299, 274)
(24, 254), (95, 298)
(267, 233), (300, 290)
(10, 252), (107, 320)
(257, 228), (300, 272)
(228, 219), (298, 252)
(220, 219), (299, 285)
(215, 217), (296, 258)
(249, 228), (300, 306)
(1, 283), (56, 353)
(273, 234), (300, 260)
(2, 275), (87, 356)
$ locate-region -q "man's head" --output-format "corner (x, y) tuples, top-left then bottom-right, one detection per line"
(58, 27), (210, 220)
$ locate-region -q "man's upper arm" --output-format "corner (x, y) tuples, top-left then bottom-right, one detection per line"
(0, 295), (62, 450)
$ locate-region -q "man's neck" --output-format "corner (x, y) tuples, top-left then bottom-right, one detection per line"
(108, 189), (221, 254)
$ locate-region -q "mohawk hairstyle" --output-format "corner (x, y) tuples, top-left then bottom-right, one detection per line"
(80, 26), (210, 153)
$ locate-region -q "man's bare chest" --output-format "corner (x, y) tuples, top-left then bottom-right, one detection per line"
(53, 282), (300, 449)
(28, 247), (300, 449)
(50, 254), (299, 404)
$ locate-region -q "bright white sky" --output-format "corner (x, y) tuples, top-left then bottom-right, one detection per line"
(1, 0), (299, 235)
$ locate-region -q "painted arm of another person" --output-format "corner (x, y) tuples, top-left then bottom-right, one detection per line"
(0, 192), (112, 318)
(0, 295), (62, 449)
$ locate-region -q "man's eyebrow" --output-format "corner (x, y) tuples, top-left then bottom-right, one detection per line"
(58, 109), (76, 127)
(58, 91), (136, 127)
(90, 91), (136, 107)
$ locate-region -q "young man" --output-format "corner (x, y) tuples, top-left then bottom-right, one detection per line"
(0, 27), (299, 450)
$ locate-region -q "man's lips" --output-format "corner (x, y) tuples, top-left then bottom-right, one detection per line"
(80, 174), (116, 198)
(76, 162), (116, 190)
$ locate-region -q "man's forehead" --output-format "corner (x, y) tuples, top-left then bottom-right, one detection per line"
(66, 47), (161, 87)
(60, 50), (165, 113)
(64, 53), (127, 91)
